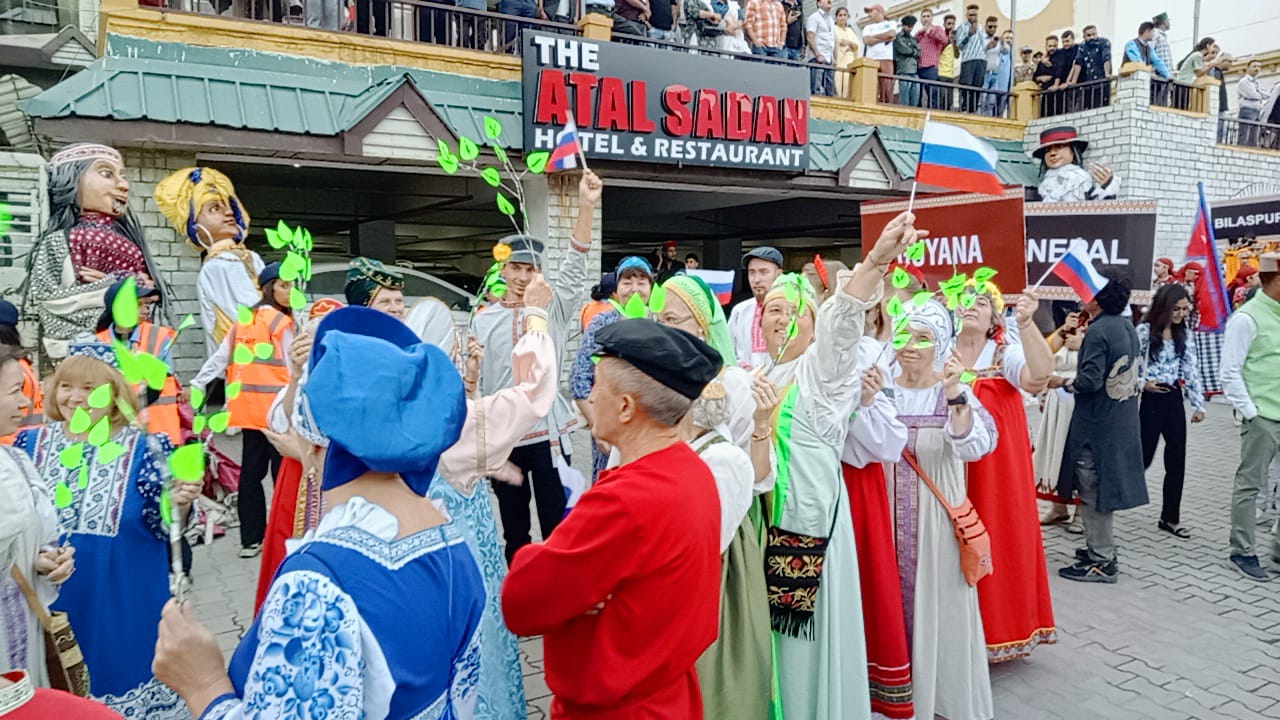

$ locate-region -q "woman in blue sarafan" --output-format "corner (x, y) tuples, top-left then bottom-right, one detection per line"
(153, 306), (485, 720)
(15, 339), (199, 720)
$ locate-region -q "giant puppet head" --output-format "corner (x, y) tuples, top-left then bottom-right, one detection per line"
(1031, 126), (1090, 171)
(45, 143), (148, 247)
(154, 167), (252, 252)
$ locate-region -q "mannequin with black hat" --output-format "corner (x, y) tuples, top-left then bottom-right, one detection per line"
(502, 318), (726, 719)
(470, 169), (600, 564)
(191, 262), (298, 558)
(1031, 126), (1120, 202)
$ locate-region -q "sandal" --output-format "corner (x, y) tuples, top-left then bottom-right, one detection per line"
(1158, 520), (1191, 538)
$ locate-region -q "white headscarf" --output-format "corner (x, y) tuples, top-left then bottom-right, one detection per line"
(405, 297), (458, 357)
(906, 299), (955, 371)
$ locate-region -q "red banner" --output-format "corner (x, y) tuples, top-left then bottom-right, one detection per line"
(861, 188), (1028, 292)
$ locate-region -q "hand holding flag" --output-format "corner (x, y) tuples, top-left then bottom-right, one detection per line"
(550, 117), (586, 172)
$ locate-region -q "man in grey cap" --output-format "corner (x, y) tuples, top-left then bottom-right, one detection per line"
(471, 169), (602, 564)
(728, 246), (785, 368)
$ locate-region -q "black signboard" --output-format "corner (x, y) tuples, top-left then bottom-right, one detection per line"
(522, 31), (810, 171)
(1210, 193), (1280, 240)
(1025, 200), (1158, 299)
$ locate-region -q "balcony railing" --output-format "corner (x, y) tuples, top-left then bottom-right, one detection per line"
(1149, 77), (1210, 113)
(152, 0), (580, 55)
(859, 71), (1014, 118)
(1036, 76), (1116, 118)
(1217, 116), (1280, 151)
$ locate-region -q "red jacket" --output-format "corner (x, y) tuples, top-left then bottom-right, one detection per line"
(502, 442), (722, 719)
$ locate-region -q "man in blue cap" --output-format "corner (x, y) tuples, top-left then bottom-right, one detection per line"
(504, 318), (724, 719)
(471, 169), (602, 564)
(729, 246), (785, 369)
(570, 254), (655, 479)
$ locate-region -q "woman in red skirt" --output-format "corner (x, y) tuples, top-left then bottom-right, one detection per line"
(953, 281), (1058, 662)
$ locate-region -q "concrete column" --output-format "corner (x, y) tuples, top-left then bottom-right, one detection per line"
(579, 13), (612, 41)
(1011, 80), (1039, 121)
(850, 57), (881, 106)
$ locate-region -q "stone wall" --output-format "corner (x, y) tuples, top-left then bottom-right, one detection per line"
(543, 171), (604, 365)
(1026, 69), (1280, 266)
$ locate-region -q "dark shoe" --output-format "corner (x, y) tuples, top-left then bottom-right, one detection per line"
(1059, 558), (1119, 583)
(1158, 520), (1191, 538)
(238, 543), (262, 559)
(1073, 547), (1120, 567)
(1230, 554), (1270, 582)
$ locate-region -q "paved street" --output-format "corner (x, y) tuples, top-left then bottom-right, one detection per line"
(190, 399), (1280, 719)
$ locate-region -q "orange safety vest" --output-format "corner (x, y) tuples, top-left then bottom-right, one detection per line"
(0, 358), (44, 446)
(226, 306), (293, 431)
(97, 322), (183, 444)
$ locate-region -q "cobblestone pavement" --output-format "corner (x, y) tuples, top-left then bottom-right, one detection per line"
(192, 399), (1280, 719)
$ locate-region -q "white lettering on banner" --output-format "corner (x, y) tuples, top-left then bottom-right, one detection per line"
(899, 235), (985, 266)
(1213, 212), (1280, 229)
(534, 127), (557, 150)
(1026, 237), (1131, 265)
(532, 35), (600, 71)
(572, 133), (803, 168)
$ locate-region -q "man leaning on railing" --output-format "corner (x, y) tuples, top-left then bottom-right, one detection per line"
(1125, 21), (1171, 107)
(1237, 59), (1273, 147)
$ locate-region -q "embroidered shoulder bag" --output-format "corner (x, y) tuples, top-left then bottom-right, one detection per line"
(902, 449), (993, 586)
(9, 565), (91, 696)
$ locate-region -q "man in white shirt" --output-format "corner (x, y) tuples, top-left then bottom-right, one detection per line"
(728, 246), (784, 369)
(1237, 59), (1270, 147)
(1220, 253), (1280, 581)
(862, 3), (897, 103)
(806, 0), (836, 96)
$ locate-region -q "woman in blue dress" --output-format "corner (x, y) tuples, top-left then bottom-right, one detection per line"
(16, 342), (199, 719)
(153, 307), (486, 720)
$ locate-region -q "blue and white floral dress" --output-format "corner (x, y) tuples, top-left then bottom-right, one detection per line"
(15, 424), (186, 719)
(205, 497), (485, 720)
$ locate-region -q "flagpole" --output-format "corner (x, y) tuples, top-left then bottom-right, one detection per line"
(907, 113), (931, 214)
(1029, 258), (1061, 290)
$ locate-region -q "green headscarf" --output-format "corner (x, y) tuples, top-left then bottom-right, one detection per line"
(661, 274), (738, 367)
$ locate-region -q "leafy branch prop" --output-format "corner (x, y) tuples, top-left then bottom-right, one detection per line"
(435, 116), (550, 237)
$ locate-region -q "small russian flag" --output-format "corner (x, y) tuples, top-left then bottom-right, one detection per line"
(915, 120), (1005, 196)
(1052, 239), (1110, 303)
(549, 117), (581, 172)
(686, 269), (736, 305)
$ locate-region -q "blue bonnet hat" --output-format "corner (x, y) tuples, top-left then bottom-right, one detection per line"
(304, 307), (466, 496)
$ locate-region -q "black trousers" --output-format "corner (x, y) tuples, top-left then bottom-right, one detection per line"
(958, 59), (986, 113)
(239, 429), (282, 548)
(1140, 387), (1187, 525)
(493, 440), (567, 564)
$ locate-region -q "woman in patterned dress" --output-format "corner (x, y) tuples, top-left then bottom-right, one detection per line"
(15, 346), (197, 718)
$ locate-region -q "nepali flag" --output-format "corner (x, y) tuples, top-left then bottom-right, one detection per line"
(1052, 239), (1110, 303)
(687, 269), (736, 305)
(549, 117), (581, 172)
(915, 120), (1005, 196)
(1185, 181), (1232, 332)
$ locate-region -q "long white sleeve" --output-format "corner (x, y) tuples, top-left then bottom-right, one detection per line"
(192, 331), (233, 391)
(945, 384), (997, 461)
(1219, 311), (1258, 419)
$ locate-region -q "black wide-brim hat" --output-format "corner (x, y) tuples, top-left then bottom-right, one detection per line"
(1030, 126), (1088, 159)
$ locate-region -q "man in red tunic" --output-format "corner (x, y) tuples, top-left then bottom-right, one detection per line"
(502, 319), (724, 719)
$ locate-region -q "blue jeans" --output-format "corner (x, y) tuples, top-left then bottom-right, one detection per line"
(648, 26), (678, 42)
(784, 46), (804, 61)
(499, 0), (537, 45)
(898, 72), (919, 106)
(752, 46), (785, 59)
(918, 65), (942, 108)
(809, 61), (834, 96)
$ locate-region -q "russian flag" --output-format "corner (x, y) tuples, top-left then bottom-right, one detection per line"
(1052, 239), (1110, 303)
(549, 117), (581, 172)
(915, 120), (1005, 196)
(687, 269), (736, 305)
(1184, 181), (1232, 332)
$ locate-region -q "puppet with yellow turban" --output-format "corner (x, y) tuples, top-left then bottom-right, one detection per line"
(155, 167), (264, 353)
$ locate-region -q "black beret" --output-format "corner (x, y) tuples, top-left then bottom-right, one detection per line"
(593, 319), (722, 400)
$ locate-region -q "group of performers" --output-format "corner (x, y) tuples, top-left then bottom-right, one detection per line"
(3, 135), (1229, 720)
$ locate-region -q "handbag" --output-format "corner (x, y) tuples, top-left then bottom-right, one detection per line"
(9, 565), (91, 696)
(902, 450), (993, 587)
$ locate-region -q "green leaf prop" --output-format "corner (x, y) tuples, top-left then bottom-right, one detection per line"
(189, 387), (206, 412)
(915, 340), (934, 348)
(437, 152), (459, 174)
(280, 252), (306, 282)
(87, 384), (112, 409)
(54, 482), (73, 509)
(178, 314), (197, 332)
(111, 277), (139, 329)
(300, 227), (314, 253)
(192, 416), (207, 434)
(906, 242), (926, 263)
(233, 344), (255, 365)
(113, 341), (142, 384)
(303, 256), (313, 283)
(481, 167), (502, 188)
(137, 354), (169, 392)
(58, 443), (83, 469)
(458, 136), (479, 161)
(786, 317), (799, 340)
(893, 314), (910, 333)
(912, 290), (932, 307)
(961, 293), (977, 309)
(254, 342), (274, 359)
(960, 370), (977, 384)
(160, 492), (173, 527)
(69, 407), (92, 434)
(97, 441), (126, 464)
(886, 295), (904, 317)
(274, 220), (294, 247)
(77, 465), (88, 490)
(170, 444), (206, 482)
(208, 411), (231, 433)
(622, 292), (648, 319)
(225, 382), (242, 400)
(493, 145), (509, 164)
(891, 267), (911, 289)
(114, 397), (137, 424)
(238, 305), (254, 325)
(973, 266), (998, 283)
(265, 227), (286, 249)
(0, 203), (10, 238)
(648, 284), (667, 315)
(893, 332), (911, 349)
(87, 417), (111, 446)
(525, 151), (550, 174)
(290, 287), (308, 311)
(484, 116), (503, 139)
(496, 193), (516, 217)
